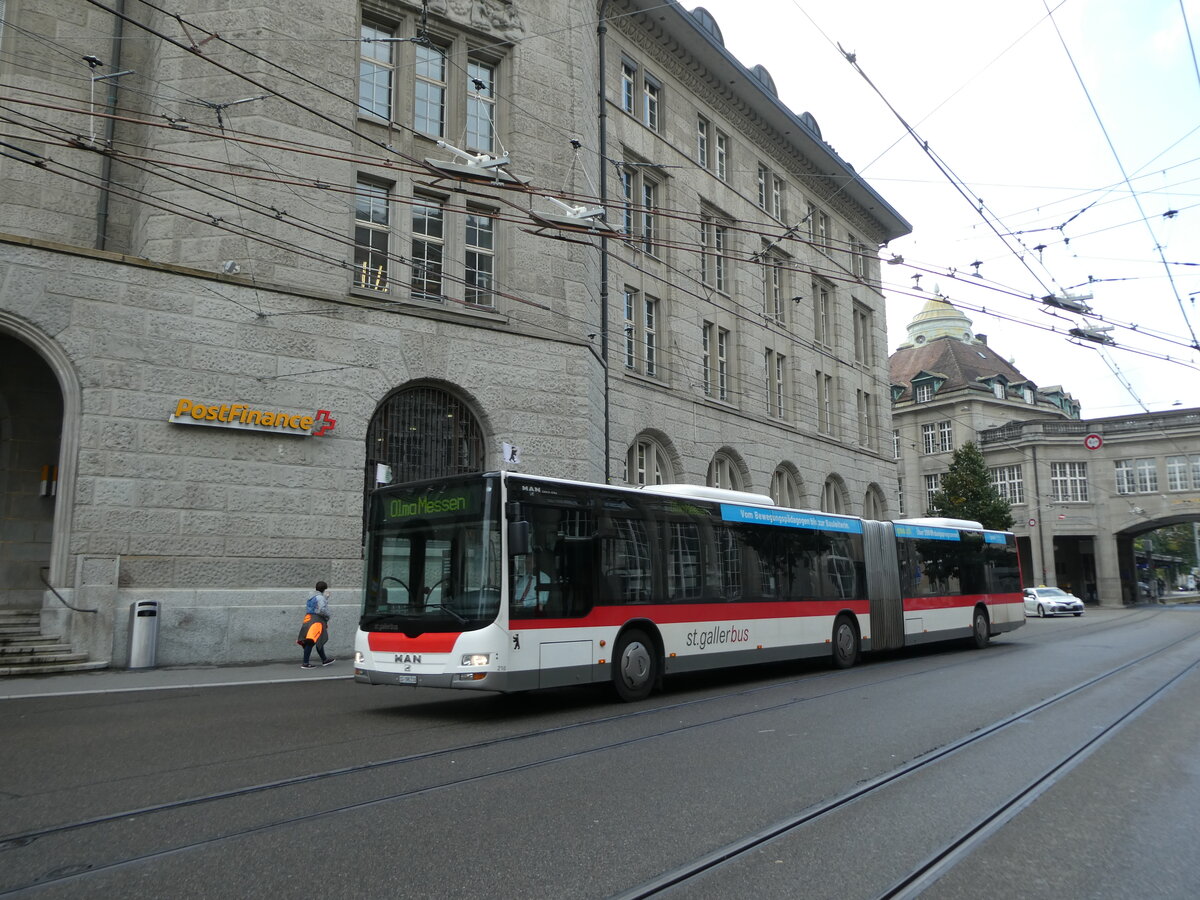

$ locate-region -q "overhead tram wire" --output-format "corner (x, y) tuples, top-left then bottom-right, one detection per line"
(1042, 0), (1200, 351)
(9, 80), (1198, 373)
(11, 17), (1171, 429)
(11, 7), (1200, 376)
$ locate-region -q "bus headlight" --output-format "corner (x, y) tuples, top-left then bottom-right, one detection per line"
(462, 653), (490, 667)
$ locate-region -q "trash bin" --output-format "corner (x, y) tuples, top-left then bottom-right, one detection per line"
(128, 600), (159, 669)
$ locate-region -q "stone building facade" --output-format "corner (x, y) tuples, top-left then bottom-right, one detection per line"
(890, 298), (1200, 605)
(0, 0), (910, 667)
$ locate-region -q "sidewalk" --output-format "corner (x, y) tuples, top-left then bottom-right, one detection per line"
(0, 659), (350, 701)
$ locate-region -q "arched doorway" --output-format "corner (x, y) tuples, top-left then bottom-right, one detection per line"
(0, 334), (66, 609)
(363, 382), (487, 525)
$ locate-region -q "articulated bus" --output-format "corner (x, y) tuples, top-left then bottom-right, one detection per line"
(354, 472), (1023, 700)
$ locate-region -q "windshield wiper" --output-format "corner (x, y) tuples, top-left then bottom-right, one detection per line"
(428, 603), (467, 625)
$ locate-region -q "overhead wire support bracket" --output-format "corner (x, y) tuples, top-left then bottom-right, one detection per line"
(1041, 291), (1093, 314)
(423, 140), (522, 186)
(529, 195), (613, 234)
(1068, 325), (1115, 345)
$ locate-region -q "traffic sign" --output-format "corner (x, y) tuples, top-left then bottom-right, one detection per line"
(1028, 518), (1037, 527)
(1084, 433), (1103, 450)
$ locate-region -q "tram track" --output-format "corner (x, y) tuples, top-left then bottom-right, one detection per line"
(612, 619), (1200, 899)
(0, 607), (1188, 896)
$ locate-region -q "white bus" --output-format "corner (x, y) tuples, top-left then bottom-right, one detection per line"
(354, 473), (1024, 700)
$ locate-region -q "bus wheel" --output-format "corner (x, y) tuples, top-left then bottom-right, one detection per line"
(831, 616), (859, 669)
(613, 629), (657, 702)
(970, 608), (991, 649)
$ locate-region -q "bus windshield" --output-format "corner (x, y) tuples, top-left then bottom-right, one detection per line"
(361, 476), (501, 634)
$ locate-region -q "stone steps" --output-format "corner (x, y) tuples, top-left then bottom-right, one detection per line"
(0, 610), (107, 677)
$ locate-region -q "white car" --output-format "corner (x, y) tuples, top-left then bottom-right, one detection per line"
(1024, 586), (1085, 617)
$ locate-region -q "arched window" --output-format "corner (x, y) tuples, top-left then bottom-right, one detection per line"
(707, 451), (743, 491)
(365, 384), (485, 508)
(863, 484), (887, 520)
(625, 435), (674, 486)
(821, 476), (846, 514)
(770, 465), (803, 508)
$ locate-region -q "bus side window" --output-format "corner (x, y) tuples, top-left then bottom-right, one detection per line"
(601, 516), (652, 604)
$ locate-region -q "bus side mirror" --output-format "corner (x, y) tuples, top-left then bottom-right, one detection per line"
(509, 520), (531, 556)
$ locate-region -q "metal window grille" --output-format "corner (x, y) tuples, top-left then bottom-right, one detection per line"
(364, 386), (485, 524)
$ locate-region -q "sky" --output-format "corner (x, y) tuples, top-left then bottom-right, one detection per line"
(688, 0), (1200, 417)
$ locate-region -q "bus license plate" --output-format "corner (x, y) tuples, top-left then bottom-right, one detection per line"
(395, 674), (417, 685)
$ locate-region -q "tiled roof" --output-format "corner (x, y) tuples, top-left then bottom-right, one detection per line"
(889, 336), (1028, 399)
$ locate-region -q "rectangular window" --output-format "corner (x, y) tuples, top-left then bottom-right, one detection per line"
(466, 59), (496, 152)
(852, 303), (872, 365)
(359, 23), (394, 119)
(717, 326), (729, 401)
(848, 234), (868, 279)
(1115, 459), (1135, 494)
(414, 43), (447, 138)
(915, 383), (934, 403)
(993, 382), (1006, 399)
(702, 322), (730, 401)
(621, 291), (659, 377)
(812, 280), (831, 345)
(700, 213), (727, 292)
(623, 288), (637, 369)
(893, 430), (901, 460)
(411, 196), (444, 300)
(621, 61), (636, 114)
(697, 115), (709, 168)
(1051, 461), (1089, 502)
(715, 131), (728, 181)
(354, 180), (391, 292)
(766, 349), (786, 418)
(925, 473), (942, 513)
(989, 465), (1025, 504)
(757, 164), (769, 210)
(807, 203), (829, 248)
(464, 210), (494, 306)
(817, 370), (834, 434)
(939, 420), (953, 452)
(619, 168), (634, 235)
(857, 391), (873, 448)
(771, 175), (784, 220)
(897, 476), (905, 517)
(1166, 455), (1199, 491)
(641, 177), (658, 255)
(1135, 457), (1158, 492)
(922, 423), (937, 455)
(643, 76), (660, 130)
(644, 295), (658, 376)
(764, 252), (785, 322)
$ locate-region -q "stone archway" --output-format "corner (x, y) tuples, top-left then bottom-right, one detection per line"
(363, 381), (490, 529)
(0, 324), (78, 607)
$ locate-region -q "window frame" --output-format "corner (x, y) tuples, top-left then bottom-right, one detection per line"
(765, 348), (787, 419)
(989, 464), (1025, 504)
(359, 21), (396, 120)
(353, 178), (392, 293)
(1051, 461), (1089, 503)
(464, 207), (496, 307)
(702, 321), (731, 402)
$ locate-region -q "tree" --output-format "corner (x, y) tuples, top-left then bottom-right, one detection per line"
(928, 441), (1015, 530)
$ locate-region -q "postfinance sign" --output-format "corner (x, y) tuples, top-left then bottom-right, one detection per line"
(169, 399), (337, 437)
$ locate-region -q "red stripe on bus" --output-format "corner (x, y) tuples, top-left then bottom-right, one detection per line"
(367, 632), (460, 652)
(902, 593), (1018, 611)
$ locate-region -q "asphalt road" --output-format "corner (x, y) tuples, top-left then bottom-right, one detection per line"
(4, 606), (1200, 899)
